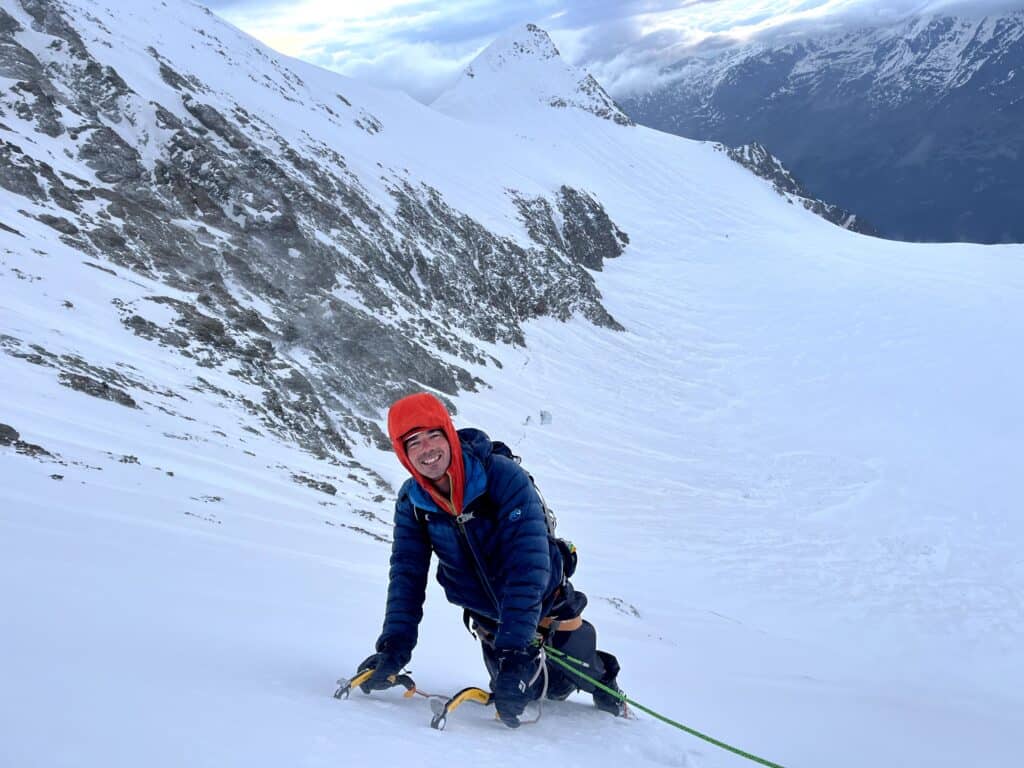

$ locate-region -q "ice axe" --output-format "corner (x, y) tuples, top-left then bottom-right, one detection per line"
(333, 668), (418, 700)
(427, 686), (492, 730)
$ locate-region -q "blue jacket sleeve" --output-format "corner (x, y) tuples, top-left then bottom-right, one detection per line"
(489, 459), (552, 650)
(377, 489), (432, 655)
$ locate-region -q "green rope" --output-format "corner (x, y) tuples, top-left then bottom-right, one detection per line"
(544, 645), (786, 768)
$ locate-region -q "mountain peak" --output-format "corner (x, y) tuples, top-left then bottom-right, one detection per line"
(473, 23), (561, 71)
(433, 24), (633, 127)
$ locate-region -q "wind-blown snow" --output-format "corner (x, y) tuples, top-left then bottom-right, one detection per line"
(2, 3), (1023, 767)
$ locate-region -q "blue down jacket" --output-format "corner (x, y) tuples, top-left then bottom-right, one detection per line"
(377, 428), (564, 652)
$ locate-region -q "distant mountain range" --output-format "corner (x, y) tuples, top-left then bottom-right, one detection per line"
(620, 10), (1024, 243)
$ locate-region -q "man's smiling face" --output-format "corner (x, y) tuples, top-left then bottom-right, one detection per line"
(403, 428), (451, 481)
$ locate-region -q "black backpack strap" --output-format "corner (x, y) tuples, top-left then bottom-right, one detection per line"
(489, 441), (520, 463)
(399, 486), (429, 528)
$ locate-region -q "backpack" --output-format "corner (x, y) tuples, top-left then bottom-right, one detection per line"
(407, 438), (578, 581)
(490, 440), (578, 580)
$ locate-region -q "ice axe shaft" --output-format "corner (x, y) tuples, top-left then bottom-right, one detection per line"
(429, 686), (492, 730)
(334, 669), (417, 700)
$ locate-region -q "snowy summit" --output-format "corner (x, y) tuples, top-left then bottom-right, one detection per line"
(433, 23), (634, 127)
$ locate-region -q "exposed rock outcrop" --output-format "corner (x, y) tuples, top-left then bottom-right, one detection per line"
(0, 0), (630, 464)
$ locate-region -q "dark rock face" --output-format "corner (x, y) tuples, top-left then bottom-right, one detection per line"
(557, 186), (631, 270)
(724, 143), (877, 236)
(0, 140), (47, 200)
(620, 11), (1024, 243)
(510, 186), (630, 277)
(58, 373), (140, 408)
(0, 423), (20, 445)
(37, 213), (79, 234)
(78, 127), (147, 184)
(292, 474), (338, 496)
(0, 0), (630, 461)
(0, 10), (64, 137)
(0, 423), (53, 460)
(549, 73), (636, 127)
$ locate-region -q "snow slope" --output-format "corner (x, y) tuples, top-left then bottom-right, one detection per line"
(3, 5), (1024, 768)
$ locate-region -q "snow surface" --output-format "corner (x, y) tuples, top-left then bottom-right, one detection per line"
(3, 3), (1024, 767)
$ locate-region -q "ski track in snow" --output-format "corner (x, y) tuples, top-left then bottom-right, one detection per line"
(2, 2), (1024, 766)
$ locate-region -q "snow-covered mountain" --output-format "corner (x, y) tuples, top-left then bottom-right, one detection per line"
(620, 10), (1024, 243)
(433, 23), (634, 127)
(434, 24), (861, 238)
(0, 1), (629, 468)
(3, 2), (1024, 767)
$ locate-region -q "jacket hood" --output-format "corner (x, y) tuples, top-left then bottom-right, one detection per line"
(387, 392), (466, 515)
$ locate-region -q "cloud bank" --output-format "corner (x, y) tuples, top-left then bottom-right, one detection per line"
(207, 0), (1024, 102)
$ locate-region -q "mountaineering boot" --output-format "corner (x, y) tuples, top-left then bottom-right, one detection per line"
(545, 673), (576, 701)
(591, 650), (627, 716)
(593, 680), (626, 716)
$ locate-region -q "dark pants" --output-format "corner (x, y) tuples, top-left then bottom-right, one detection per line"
(476, 618), (619, 701)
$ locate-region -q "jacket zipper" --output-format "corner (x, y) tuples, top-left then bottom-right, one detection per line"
(414, 501), (501, 618)
(454, 515), (501, 616)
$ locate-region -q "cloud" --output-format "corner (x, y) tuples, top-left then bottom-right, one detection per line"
(309, 40), (479, 103)
(213, 0), (550, 101)
(560, 0), (1024, 96)
(209, 0), (1024, 103)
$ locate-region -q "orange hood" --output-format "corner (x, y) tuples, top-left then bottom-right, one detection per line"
(387, 392), (465, 515)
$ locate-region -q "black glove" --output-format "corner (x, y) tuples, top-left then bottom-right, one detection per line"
(492, 648), (540, 728)
(357, 640), (411, 693)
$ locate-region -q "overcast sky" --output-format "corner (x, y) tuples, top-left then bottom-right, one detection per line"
(206, 0), (1024, 102)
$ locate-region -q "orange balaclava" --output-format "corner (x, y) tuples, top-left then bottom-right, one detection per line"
(387, 392), (465, 515)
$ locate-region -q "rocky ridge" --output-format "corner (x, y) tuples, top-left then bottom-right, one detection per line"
(0, 0), (629, 472)
(724, 142), (876, 236)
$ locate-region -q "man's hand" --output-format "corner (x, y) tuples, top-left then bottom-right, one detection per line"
(357, 643), (410, 693)
(492, 648), (540, 728)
